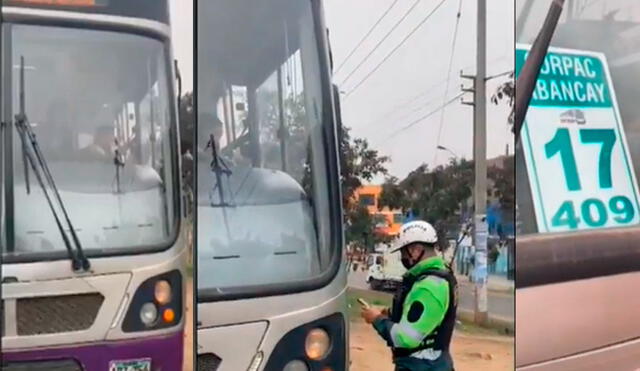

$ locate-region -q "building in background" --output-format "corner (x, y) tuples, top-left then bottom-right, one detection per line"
(352, 185), (404, 239)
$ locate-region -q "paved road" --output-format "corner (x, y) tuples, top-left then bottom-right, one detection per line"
(348, 270), (513, 321)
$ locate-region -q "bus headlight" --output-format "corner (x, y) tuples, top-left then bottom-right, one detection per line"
(140, 302), (158, 326)
(154, 280), (172, 305)
(305, 328), (330, 360)
(283, 360), (309, 371)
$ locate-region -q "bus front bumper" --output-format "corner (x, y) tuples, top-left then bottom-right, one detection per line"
(1, 331), (183, 370)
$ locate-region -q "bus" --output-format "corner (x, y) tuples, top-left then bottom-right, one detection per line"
(516, 0), (640, 369)
(196, 0), (348, 370)
(1, 0), (187, 370)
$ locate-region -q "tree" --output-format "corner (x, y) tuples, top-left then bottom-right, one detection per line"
(345, 205), (375, 251)
(339, 127), (390, 247)
(179, 91), (195, 193)
(488, 155), (515, 218)
(339, 127), (390, 207)
(179, 91), (194, 154)
(379, 159), (474, 247)
(491, 72), (515, 127)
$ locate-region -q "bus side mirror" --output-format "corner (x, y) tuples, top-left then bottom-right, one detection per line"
(174, 59), (182, 103)
(327, 28), (334, 73)
(332, 84), (343, 147)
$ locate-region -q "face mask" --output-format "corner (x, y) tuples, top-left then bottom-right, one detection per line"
(401, 256), (414, 270)
(401, 247), (426, 269)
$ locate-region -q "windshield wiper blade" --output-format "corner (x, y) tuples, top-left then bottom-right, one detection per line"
(113, 138), (125, 194)
(207, 133), (233, 240)
(207, 134), (233, 207)
(21, 137), (31, 194)
(15, 56), (90, 272)
(515, 0), (565, 142)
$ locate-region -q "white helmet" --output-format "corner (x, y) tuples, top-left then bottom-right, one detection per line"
(391, 220), (438, 253)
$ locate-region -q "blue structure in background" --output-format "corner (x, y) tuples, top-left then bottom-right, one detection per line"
(404, 209), (417, 223)
(486, 202), (514, 279)
(487, 203), (515, 238)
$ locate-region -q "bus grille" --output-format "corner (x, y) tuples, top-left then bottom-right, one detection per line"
(197, 353), (222, 371)
(16, 294), (104, 335)
(2, 359), (82, 370)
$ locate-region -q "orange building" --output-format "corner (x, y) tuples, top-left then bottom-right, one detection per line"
(352, 185), (404, 237)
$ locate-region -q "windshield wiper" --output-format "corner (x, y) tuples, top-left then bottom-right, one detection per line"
(207, 134), (233, 207)
(14, 56), (90, 272)
(207, 133), (233, 240)
(113, 138), (125, 193)
(515, 0), (565, 142)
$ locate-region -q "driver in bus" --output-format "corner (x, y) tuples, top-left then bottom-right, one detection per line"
(78, 125), (116, 162)
(361, 220), (457, 371)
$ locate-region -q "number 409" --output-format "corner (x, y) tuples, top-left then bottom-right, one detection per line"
(552, 195), (635, 229)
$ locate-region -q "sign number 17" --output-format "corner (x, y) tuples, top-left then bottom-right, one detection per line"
(545, 128), (616, 191)
(545, 127), (635, 229)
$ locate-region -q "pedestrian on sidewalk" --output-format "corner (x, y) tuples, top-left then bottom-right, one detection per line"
(360, 220), (458, 371)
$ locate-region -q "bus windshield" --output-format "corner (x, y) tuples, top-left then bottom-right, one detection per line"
(516, 0), (640, 235)
(1, 24), (178, 257)
(197, 0), (334, 297)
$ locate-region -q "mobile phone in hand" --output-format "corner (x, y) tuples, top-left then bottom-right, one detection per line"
(357, 298), (370, 308)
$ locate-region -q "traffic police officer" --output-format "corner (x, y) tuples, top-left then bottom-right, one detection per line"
(361, 220), (458, 371)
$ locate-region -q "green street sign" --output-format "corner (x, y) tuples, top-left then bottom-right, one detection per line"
(516, 44), (640, 233)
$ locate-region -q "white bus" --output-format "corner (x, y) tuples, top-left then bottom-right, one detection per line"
(1, 0), (188, 370)
(196, 0), (348, 370)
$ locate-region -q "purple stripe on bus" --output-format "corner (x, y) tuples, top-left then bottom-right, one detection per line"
(2, 330), (183, 370)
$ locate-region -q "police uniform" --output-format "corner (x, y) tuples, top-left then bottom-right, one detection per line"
(372, 256), (457, 371)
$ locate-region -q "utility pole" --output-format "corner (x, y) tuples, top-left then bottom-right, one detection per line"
(459, 0), (488, 327)
(473, 0), (488, 324)
(473, 0), (488, 326)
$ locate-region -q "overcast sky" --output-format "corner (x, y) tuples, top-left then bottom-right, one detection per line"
(169, 0), (514, 180)
(170, 0), (193, 92)
(324, 0), (514, 180)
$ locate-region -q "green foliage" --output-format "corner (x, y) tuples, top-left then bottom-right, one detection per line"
(379, 159), (474, 246)
(488, 155), (515, 215)
(338, 126), (390, 248)
(339, 127), (390, 210)
(179, 92), (195, 194)
(491, 72), (515, 126)
(345, 205), (375, 251)
(179, 91), (195, 154)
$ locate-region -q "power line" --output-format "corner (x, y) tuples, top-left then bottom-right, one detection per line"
(339, 0), (424, 86)
(366, 78), (449, 128)
(433, 0), (463, 166)
(378, 91), (464, 145)
(345, 0), (450, 98)
(356, 54), (509, 128)
(334, 0), (401, 76)
(486, 69), (513, 81)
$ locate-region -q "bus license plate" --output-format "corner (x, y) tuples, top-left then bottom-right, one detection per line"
(109, 358), (151, 371)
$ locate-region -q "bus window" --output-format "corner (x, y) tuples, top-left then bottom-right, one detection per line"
(3, 24), (177, 255)
(359, 194), (375, 206)
(393, 213), (404, 224)
(516, 2), (640, 368)
(516, 0), (640, 236)
(196, 0), (335, 294)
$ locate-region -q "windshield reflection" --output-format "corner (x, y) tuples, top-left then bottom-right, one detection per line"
(3, 24), (177, 255)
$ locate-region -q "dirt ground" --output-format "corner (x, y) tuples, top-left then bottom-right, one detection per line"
(183, 279), (193, 371)
(349, 321), (514, 371)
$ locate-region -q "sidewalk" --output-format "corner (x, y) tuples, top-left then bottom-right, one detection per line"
(456, 274), (515, 294)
